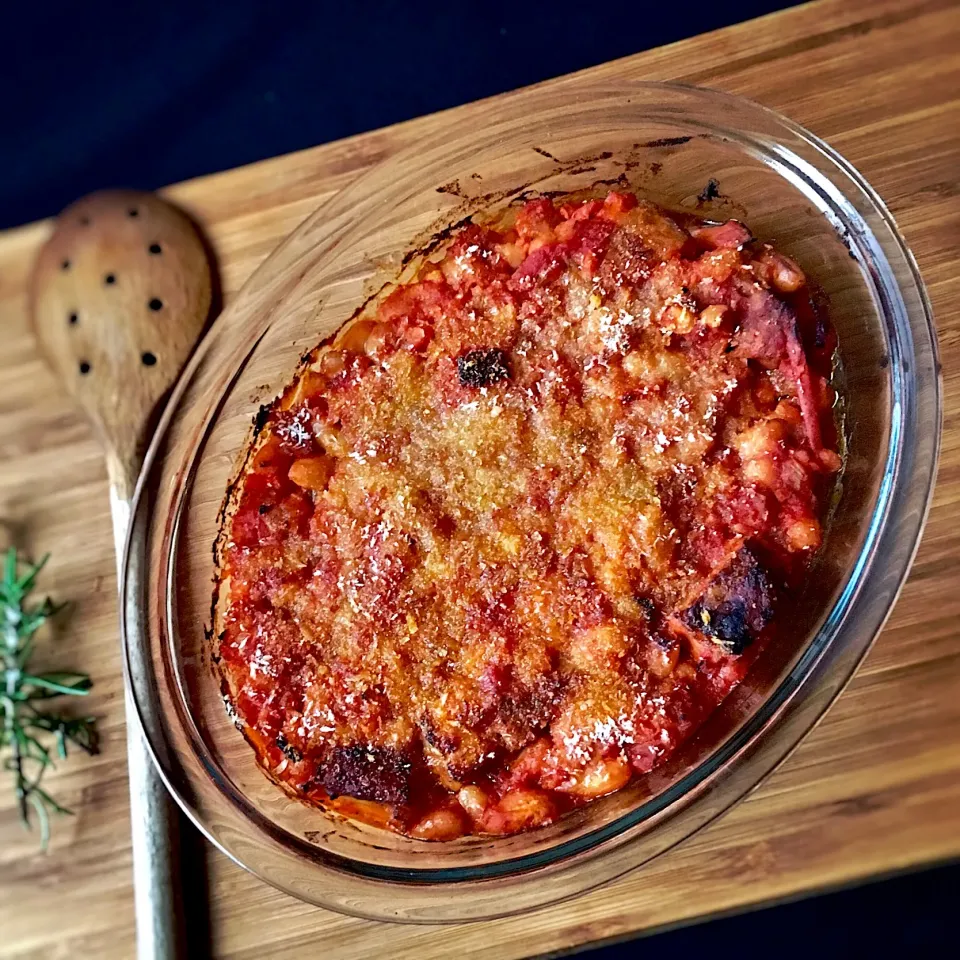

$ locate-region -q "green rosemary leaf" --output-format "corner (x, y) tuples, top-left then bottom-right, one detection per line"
(26, 792), (51, 851)
(3, 548), (16, 591)
(22, 672), (92, 696)
(31, 783), (73, 816)
(17, 604), (60, 639)
(1, 548), (98, 849)
(25, 712), (100, 756)
(15, 554), (49, 594)
(24, 733), (52, 766)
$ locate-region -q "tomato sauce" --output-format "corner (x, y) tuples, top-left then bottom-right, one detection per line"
(216, 192), (841, 839)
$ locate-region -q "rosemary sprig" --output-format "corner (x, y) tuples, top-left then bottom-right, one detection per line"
(1, 548), (99, 849)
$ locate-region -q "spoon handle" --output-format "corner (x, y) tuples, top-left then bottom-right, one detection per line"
(29, 189), (213, 959)
(110, 491), (185, 960)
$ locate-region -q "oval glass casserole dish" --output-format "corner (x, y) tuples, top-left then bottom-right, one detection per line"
(121, 82), (940, 922)
(215, 190), (842, 842)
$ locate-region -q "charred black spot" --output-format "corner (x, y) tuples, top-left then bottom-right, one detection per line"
(457, 348), (510, 387)
(590, 172), (631, 189)
(644, 136), (693, 148)
(683, 549), (774, 654)
(420, 718), (460, 757)
(636, 596), (657, 619)
(653, 632), (677, 651)
(532, 146), (561, 163)
(275, 734), (303, 763)
(814, 312), (829, 349)
(436, 179), (464, 197)
(321, 745), (412, 804)
(400, 213), (476, 269)
(253, 403), (272, 435)
(222, 694), (243, 730)
(698, 178), (722, 203)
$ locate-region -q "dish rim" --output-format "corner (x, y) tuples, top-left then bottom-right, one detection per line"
(120, 80), (942, 921)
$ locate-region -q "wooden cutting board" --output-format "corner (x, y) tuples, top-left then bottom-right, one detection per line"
(1, 0), (958, 956)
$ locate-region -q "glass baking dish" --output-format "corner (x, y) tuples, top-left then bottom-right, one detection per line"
(120, 81), (941, 922)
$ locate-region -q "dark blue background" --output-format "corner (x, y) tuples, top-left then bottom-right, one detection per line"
(4, 1), (955, 956)
(4, 0), (799, 229)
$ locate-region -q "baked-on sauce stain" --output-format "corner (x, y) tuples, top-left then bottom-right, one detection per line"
(216, 192), (841, 840)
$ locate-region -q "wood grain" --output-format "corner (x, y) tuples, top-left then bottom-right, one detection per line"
(30, 189), (213, 498)
(29, 188), (216, 959)
(1, 0), (958, 956)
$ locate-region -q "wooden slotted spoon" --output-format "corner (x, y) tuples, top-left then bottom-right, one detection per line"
(29, 190), (214, 960)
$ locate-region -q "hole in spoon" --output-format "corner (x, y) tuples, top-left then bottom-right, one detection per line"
(79, 361), (91, 375)
(104, 273), (116, 285)
(141, 351), (157, 367)
(61, 259), (70, 271)
(68, 311), (78, 326)
(148, 243), (162, 255)
(148, 297), (163, 311)
(128, 207), (139, 218)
